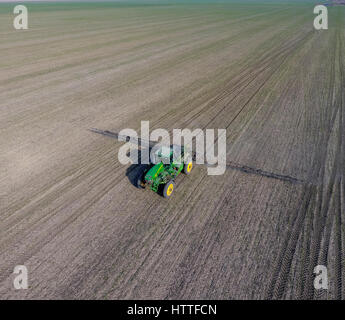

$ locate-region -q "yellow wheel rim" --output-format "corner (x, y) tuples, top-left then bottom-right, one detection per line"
(167, 184), (174, 196)
(187, 162), (193, 172)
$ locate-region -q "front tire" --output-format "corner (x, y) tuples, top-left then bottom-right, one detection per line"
(163, 180), (175, 198)
(183, 161), (193, 175)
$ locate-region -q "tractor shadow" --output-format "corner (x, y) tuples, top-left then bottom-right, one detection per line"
(125, 149), (150, 188)
(126, 163), (144, 187)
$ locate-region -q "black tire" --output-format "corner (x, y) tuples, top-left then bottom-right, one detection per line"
(136, 165), (149, 189)
(183, 160), (193, 175)
(163, 180), (175, 198)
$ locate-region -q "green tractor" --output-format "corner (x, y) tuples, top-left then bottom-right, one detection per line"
(90, 128), (193, 198)
(136, 145), (193, 198)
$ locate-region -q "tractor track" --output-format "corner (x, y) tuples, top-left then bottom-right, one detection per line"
(295, 28), (341, 300)
(305, 29), (344, 300)
(266, 24), (345, 299)
(333, 30), (345, 300)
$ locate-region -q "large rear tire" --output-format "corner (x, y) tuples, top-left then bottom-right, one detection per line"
(136, 165), (149, 189)
(163, 180), (175, 198)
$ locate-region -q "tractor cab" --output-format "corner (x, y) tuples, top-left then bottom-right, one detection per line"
(137, 144), (193, 198)
(153, 146), (173, 164)
(152, 145), (185, 165)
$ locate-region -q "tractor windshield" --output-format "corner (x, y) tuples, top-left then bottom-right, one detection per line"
(171, 145), (184, 164)
(152, 145), (185, 164)
(152, 146), (171, 164)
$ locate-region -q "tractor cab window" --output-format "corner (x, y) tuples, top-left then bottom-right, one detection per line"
(171, 145), (184, 164)
(154, 145), (185, 165)
(154, 146), (171, 164)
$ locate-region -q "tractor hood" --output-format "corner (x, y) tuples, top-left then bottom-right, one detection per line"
(145, 163), (164, 182)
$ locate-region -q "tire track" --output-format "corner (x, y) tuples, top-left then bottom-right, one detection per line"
(266, 28), (342, 299)
(333, 29), (345, 300)
(307, 29), (345, 300)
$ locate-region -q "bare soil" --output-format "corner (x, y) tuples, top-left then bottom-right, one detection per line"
(0, 2), (344, 299)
